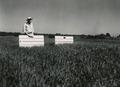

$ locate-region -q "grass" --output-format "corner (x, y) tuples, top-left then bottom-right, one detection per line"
(0, 36), (120, 87)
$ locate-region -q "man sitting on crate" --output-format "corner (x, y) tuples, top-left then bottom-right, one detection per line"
(23, 17), (34, 38)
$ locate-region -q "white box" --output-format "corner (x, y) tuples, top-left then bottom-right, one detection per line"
(19, 35), (44, 47)
(55, 36), (74, 44)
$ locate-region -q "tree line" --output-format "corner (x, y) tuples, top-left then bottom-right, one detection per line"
(0, 32), (120, 40)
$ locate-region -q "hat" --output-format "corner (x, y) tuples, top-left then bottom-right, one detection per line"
(26, 17), (32, 20)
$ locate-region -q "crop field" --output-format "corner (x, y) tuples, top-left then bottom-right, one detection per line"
(0, 36), (120, 87)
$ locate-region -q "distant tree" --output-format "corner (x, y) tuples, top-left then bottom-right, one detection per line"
(106, 33), (111, 37)
(48, 34), (54, 38)
(56, 33), (61, 35)
(94, 34), (106, 39)
(117, 34), (120, 39)
(0, 32), (20, 36)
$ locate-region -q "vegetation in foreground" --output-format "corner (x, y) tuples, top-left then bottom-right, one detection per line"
(0, 36), (120, 87)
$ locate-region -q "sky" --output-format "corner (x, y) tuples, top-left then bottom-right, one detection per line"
(0, 0), (120, 35)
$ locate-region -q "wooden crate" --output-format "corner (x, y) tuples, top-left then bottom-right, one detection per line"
(19, 35), (44, 47)
(55, 36), (74, 44)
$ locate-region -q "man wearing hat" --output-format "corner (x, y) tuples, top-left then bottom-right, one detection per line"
(23, 17), (34, 38)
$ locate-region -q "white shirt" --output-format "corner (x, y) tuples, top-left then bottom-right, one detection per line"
(24, 23), (34, 33)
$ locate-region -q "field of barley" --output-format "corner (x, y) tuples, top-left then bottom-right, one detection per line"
(0, 36), (120, 87)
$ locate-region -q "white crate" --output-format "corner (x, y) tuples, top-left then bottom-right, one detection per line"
(19, 35), (44, 47)
(55, 36), (73, 44)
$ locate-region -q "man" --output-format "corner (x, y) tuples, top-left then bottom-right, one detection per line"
(24, 17), (34, 38)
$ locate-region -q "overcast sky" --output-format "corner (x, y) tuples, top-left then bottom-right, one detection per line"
(0, 0), (120, 34)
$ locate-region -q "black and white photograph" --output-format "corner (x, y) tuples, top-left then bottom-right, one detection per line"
(0, 0), (120, 87)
